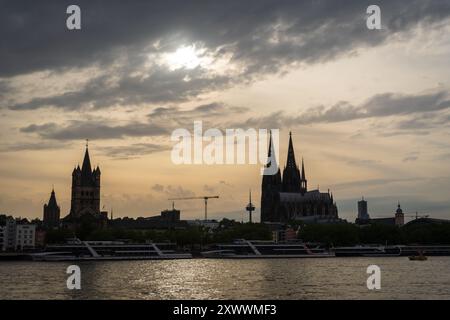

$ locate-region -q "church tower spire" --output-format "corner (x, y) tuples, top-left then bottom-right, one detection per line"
(263, 130), (279, 173)
(43, 188), (60, 228)
(81, 141), (92, 182)
(285, 131), (297, 169)
(69, 141), (101, 218)
(48, 188), (57, 208)
(282, 132), (301, 193)
(261, 130), (282, 222)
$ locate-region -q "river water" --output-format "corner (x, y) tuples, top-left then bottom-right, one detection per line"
(1, 257), (449, 299)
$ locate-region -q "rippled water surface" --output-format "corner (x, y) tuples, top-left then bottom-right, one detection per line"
(1, 257), (449, 299)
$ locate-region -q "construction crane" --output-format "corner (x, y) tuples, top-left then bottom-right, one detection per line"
(168, 195), (219, 221)
(405, 212), (429, 220)
(370, 212), (429, 220)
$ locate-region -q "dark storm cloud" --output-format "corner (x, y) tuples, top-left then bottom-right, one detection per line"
(18, 102), (246, 140)
(98, 143), (171, 159)
(0, 141), (69, 152)
(20, 89), (450, 142)
(20, 122), (58, 133)
(374, 104), (450, 136)
(365, 91), (450, 116)
(296, 91), (450, 124)
(9, 67), (232, 110)
(147, 102), (248, 126)
(235, 90), (450, 129)
(394, 112), (450, 130)
(2, 0), (450, 110)
(1, 0), (448, 77)
(16, 87), (450, 152)
(148, 102), (229, 118)
(20, 120), (168, 140)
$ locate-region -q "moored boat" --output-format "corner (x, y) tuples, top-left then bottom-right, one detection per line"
(333, 245), (450, 257)
(201, 239), (333, 258)
(333, 245), (402, 257)
(409, 255), (427, 261)
(409, 250), (427, 261)
(31, 239), (192, 261)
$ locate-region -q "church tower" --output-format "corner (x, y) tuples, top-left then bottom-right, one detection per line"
(395, 202), (404, 226)
(69, 142), (101, 218)
(282, 132), (301, 193)
(261, 131), (282, 222)
(43, 188), (60, 228)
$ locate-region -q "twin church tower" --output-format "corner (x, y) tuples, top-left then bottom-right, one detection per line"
(261, 132), (338, 223)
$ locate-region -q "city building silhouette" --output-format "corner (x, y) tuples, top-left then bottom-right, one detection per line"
(62, 142), (108, 228)
(69, 141), (101, 218)
(43, 188), (60, 228)
(261, 132), (338, 223)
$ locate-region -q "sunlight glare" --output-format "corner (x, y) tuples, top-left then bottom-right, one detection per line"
(165, 45), (202, 70)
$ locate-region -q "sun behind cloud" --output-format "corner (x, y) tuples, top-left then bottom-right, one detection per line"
(164, 45), (203, 70)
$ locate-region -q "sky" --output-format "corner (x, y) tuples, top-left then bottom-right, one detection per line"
(1, 0), (450, 223)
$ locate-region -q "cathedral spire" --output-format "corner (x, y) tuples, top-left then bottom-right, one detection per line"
(264, 130), (279, 172)
(286, 131), (297, 169)
(261, 131), (282, 222)
(282, 132), (301, 193)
